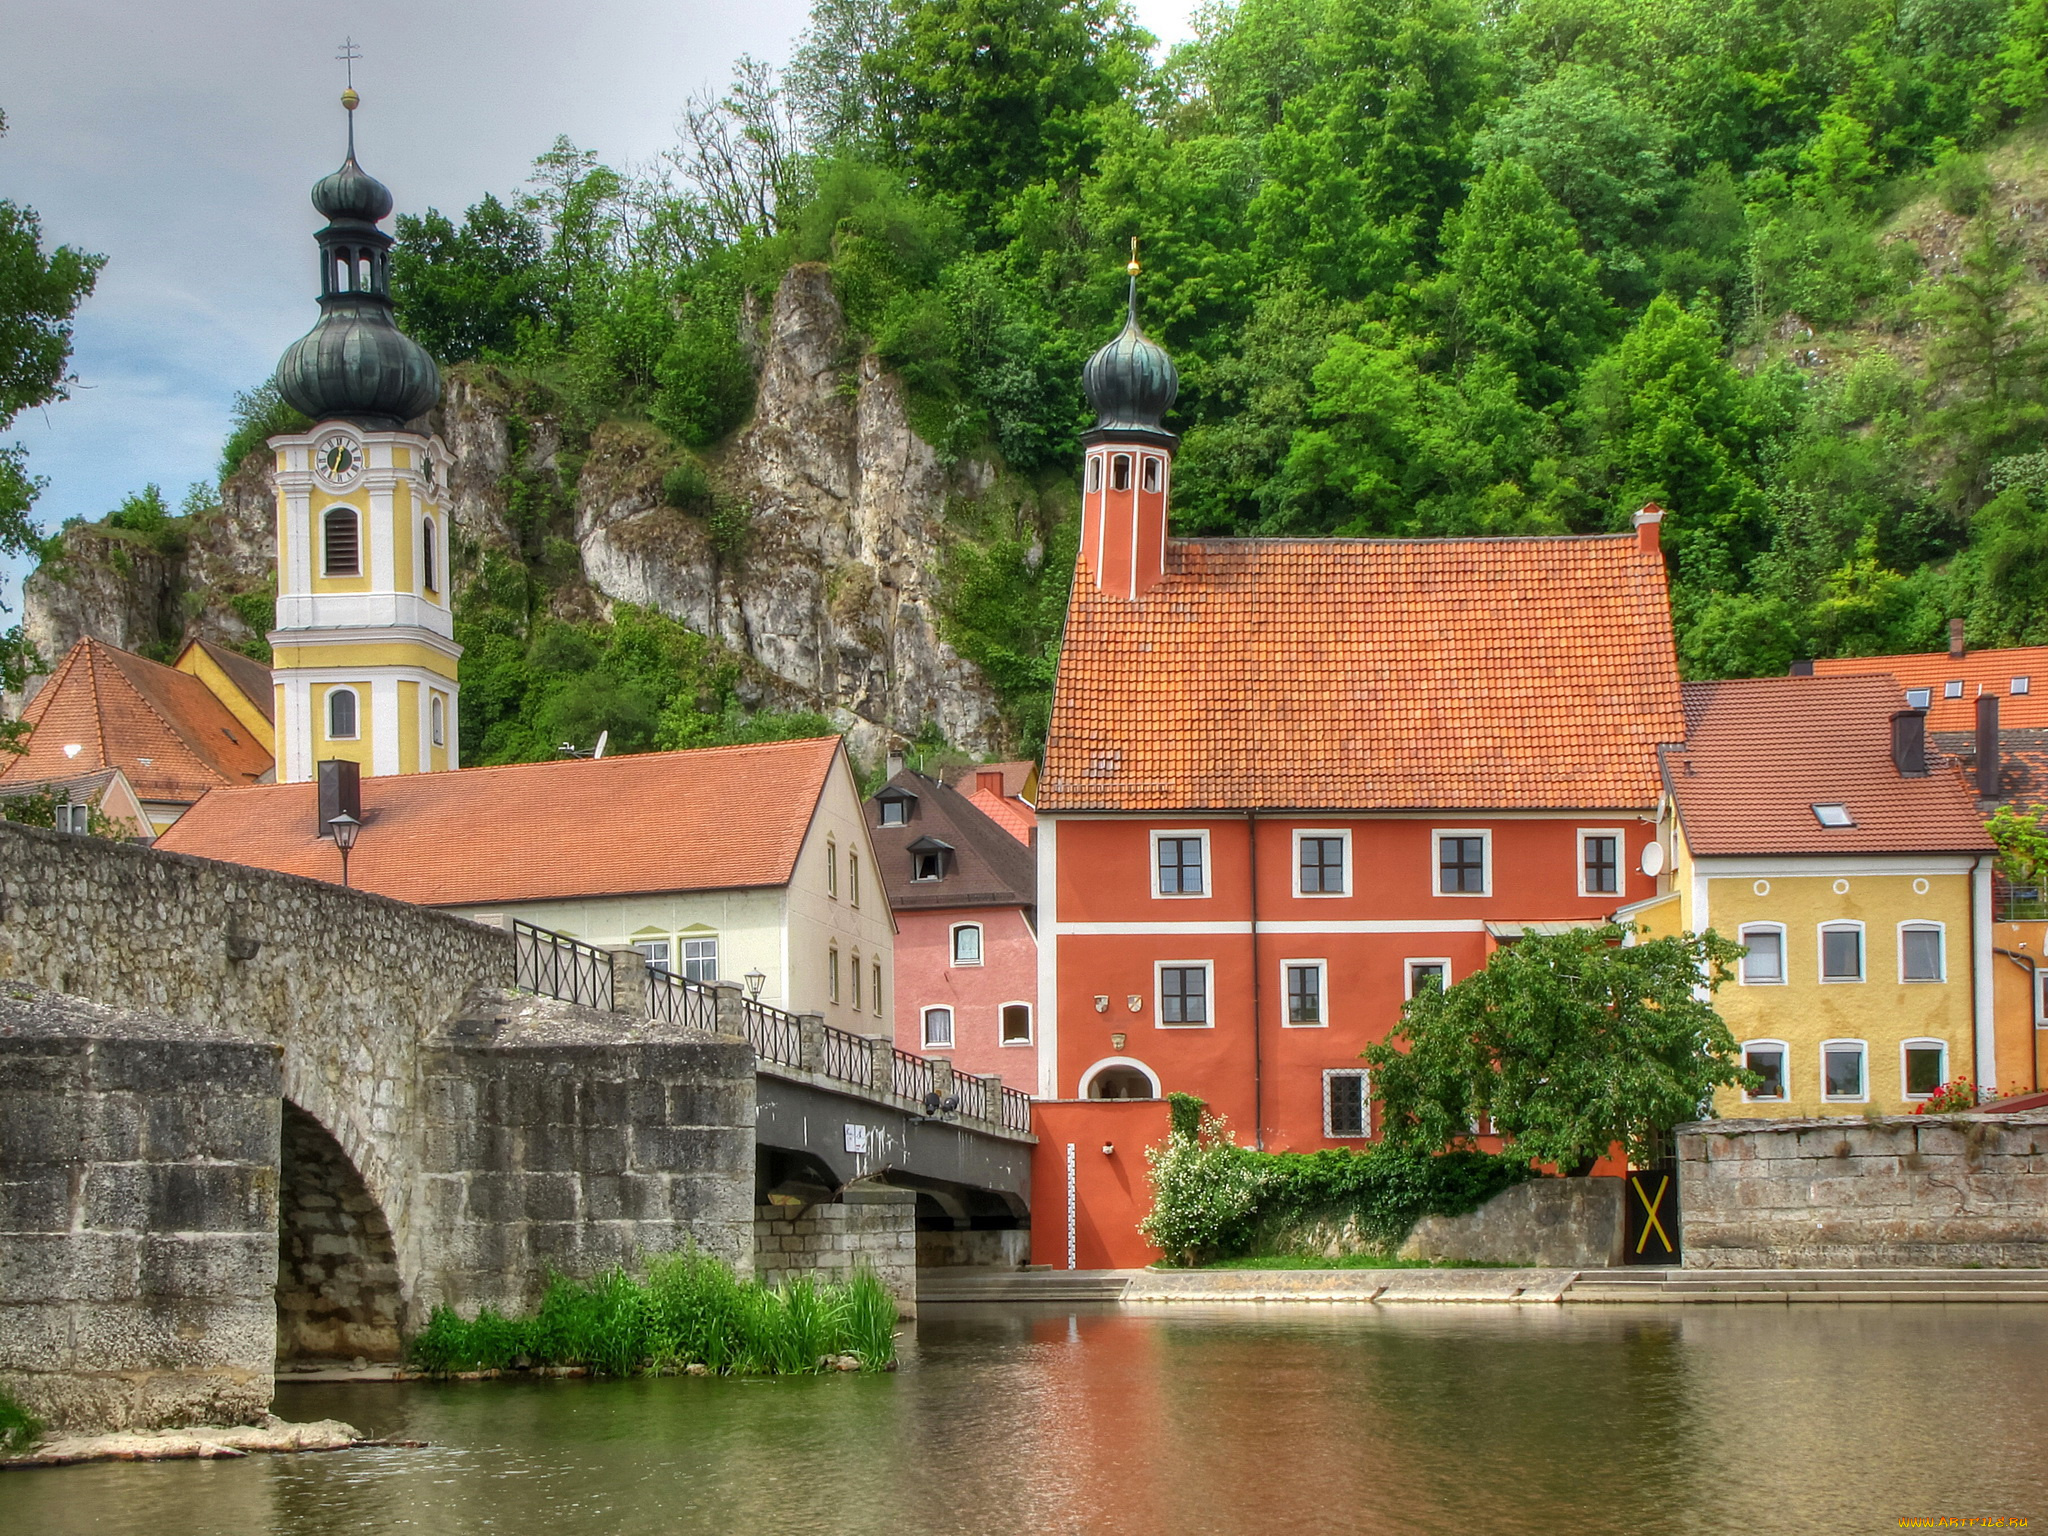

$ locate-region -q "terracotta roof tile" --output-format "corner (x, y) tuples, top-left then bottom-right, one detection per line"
(1669, 675), (1993, 856)
(1041, 535), (1683, 812)
(1810, 644), (2048, 731)
(967, 784), (1037, 845)
(157, 737), (843, 905)
(2, 638), (273, 804)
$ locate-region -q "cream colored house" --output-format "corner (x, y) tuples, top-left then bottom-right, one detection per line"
(160, 736), (894, 1028)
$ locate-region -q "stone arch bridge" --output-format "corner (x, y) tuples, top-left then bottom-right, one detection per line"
(0, 822), (1029, 1430)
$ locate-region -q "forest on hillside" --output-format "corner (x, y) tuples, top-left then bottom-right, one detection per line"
(50, 0), (2048, 757)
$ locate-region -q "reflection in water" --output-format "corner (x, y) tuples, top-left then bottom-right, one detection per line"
(8, 1305), (2044, 1535)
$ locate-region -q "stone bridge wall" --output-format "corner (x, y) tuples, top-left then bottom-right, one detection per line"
(1678, 1110), (2048, 1268)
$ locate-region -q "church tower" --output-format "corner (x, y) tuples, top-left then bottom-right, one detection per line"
(266, 86), (458, 783)
(1079, 248), (1179, 600)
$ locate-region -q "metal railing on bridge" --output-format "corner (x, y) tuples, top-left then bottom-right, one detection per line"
(508, 920), (1032, 1137)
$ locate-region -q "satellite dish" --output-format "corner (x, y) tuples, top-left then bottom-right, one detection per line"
(1640, 841), (1666, 877)
(593, 730), (609, 760)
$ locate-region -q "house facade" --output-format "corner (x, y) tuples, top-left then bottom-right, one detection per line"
(1030, 271), (1685, 1266)
(1626, 675), (1997, 1115)
(158, 737), (893, 1024)
(868, 768), (1038, 1092)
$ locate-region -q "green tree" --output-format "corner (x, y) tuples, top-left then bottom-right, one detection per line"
(1362, 923), (1749, 1171)
(391, 194), (549, 361)
(1431, 158), (1614, 406)
(1917, 219), (2048, 508)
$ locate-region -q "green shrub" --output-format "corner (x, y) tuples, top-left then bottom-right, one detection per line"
(0, 1386), (43, 1455)
(406, 1252), (898, 1376)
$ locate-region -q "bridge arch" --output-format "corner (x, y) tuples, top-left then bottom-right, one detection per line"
(276, 1100), (403, 1363)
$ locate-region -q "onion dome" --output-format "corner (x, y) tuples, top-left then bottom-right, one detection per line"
(275, 92), (439, 430)
(1082, 259), (1178, 446)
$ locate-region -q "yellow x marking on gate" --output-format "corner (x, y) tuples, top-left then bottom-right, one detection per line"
(1633, 1174), (1673, 1255)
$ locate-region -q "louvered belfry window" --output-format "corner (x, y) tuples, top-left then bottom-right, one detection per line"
(324, 508), (361, 576)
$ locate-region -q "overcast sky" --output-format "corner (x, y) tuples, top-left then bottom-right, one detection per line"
(0, 0), (1197, 618)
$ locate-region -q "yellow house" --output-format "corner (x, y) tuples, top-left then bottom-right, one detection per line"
(1621, 674), (1997, 1117)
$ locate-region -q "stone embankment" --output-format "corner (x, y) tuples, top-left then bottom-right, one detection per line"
(3, 1416), (367, 1469)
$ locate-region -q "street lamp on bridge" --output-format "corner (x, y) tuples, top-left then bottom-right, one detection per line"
(328, 812), (361, 889)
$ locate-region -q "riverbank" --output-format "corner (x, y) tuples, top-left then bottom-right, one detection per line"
(918, 1265), (2048, 1304)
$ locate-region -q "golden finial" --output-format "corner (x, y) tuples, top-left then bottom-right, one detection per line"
(341, 88), (360, 111)
(1127, 236), (1141, 277)
(337, 37), (362, 111)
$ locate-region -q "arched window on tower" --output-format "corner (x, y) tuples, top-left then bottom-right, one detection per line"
(429, 693), (445, 748)
(1087, 456), (1102, 492)
(327, 687), (359, 741)
(421, 518), (437, 593)
(1142, 456), (1162, 493)
(323, 508), (360, 576)
(1111, 454), (1131, 491)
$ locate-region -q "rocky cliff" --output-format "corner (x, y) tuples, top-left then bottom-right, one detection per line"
(15, 266), (1022, 757)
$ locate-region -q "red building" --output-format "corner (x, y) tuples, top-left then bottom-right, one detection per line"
(1030, 274), (1687, 1267)
(868, 768), (1040, 1092)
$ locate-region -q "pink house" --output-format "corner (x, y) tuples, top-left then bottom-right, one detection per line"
(869, 768), (1039, 1092)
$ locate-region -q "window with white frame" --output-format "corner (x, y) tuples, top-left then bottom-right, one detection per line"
(1324, 1070), (1369, 1138)
(1742, 1040), (1788, 1101)
(1158, 963), (1210, 1026)
(1141, 455), (1163, 493)
(1822, 1039), (1867, 1101)
(1900, 923), (1944, 982)
(952, 923), (983, 966)
(826, 839), (838, 898)
(1435, 830), (1489, 895)
(326, 687), (359, 741)
(1902, 1038), (1947, 1099)
(1820, 923), (1864, 981)
(422, 517), (438, 593)
(1295, 831), (1348, 896)
(851, 954), (862, 1010)
(850, 853), (861, 908)
(828, 947), (840, 1003)
(1001, 1003), (1032, 1044)
(1406, 959), (1450, 998)
(1739, 925), (1785, 985)
(1284, 961), (1325, 1025)
(681, 936), (718, 983)
(1154, 832), (1208, 897)
(429, 693), (445, 747)
(1579, 829), (1623, 896)
(2038, 967), (2048, 1027)
(634, 940), (672, 972)
(1086, 456), (1102, 493)
(872, 962), (883, 1017)
(322, 507), (360, 576)
(879, 798), (908, 826)
(1111, 454), (1132, 491)
(922, 1006), (954, 1049)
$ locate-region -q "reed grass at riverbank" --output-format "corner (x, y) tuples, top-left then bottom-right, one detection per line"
(408, 1254), (896, 1376)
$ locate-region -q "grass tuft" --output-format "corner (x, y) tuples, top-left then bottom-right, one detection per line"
(0, 1386), (44, 1456)
(408, 1251), (898, 1378)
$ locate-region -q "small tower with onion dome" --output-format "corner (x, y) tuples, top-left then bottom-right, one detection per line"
(1078, 242), (1179, 600)
(266, 74), (460, 784)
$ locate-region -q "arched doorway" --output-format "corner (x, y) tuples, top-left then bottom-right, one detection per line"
(276, 1101), (402, 1364)
(1082, 1060), (1160, 1100)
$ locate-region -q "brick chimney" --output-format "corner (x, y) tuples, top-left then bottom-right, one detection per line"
(1891, 709), (1927, 776)
(1977, 694), (2001, 799)
(1950, 617), (1967, 659)
(1633, 503), (1663, 556)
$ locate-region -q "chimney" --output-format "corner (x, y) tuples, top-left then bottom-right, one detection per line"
(1891, 710), (1927, 776)
(885, 749), (904, 780)
(1789, 659), (1814, 677)
(1950, 617), (1966, 659)
(1633, 503), (1663, 557)
(316, 758), (361, 838)
(1977, 694), (2001, 799)
(976, 768), (1005, 798)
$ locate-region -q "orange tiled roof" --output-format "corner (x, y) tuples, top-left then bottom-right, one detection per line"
(1810, 645), (2048, 731)
(968, 784), (1036, 844)
(3, 638), (274, 804)
(1040, 536), (1683, 812)
(158, 737), (843, 905)
(1668, 675), (1993, 856)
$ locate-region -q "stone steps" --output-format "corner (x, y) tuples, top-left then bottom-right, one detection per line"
(1566, 1267), (2048, 1303)
(917, 1269), (1133, 1303)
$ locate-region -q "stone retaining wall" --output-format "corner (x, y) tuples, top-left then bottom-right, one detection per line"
(0, 990), (280, 1430)
(754, 1187), (918, 1317)
(1678, 1110), (2048, 1268)
(1398, 1177), (1626, 1268)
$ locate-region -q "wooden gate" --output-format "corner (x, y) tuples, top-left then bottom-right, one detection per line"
(1624, 1162), (1681, 1264)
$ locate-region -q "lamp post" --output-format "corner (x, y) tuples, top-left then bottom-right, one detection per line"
(744, 968), (766, 1001)
(328, 812), (361, 888)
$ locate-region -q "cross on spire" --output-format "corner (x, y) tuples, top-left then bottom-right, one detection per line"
(336, 36), (362, 91)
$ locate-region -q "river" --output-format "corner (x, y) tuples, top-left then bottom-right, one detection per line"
(7, 1303), (2045, 1535)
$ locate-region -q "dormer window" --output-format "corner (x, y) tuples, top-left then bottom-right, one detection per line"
(1812, 803), (1854, 828)
(876, 788), (917, 827)
(909, 836), (953, 881)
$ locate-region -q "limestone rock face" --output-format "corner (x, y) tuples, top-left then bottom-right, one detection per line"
(21, 530), (181, 673)
(577, 263), (1007, 757)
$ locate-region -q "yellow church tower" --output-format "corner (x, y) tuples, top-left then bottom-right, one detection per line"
(266, 86), (459, 784)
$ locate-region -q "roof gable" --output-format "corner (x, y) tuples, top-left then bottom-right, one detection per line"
(867, 770), (1036, 910)
(1041, 535), (1683, 812)
(157, 736), (843, 904)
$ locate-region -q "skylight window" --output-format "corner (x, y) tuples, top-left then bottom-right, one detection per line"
(1945, 680), (1964, 698)
(1812, 803), (1855, 828)
(1906, 688), (1931, 709)
(2014, 677), (2031, 695)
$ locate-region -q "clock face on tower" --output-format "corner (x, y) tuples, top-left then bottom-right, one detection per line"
(316, 434), (362, 485)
